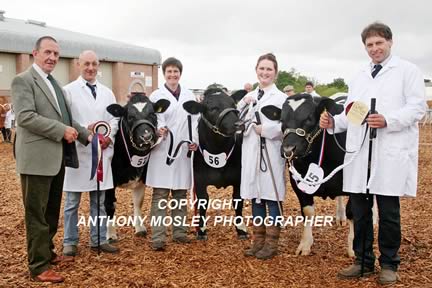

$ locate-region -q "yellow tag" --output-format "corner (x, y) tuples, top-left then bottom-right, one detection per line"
(347, 101), (369, 126)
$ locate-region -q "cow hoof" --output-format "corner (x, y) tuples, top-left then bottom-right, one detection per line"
(135, 230), (147, 238)
(196, 232), (208, 241)
(237, 233), (249, 240)
(336, 218), (347, 226)
(295, 245), (312, 256)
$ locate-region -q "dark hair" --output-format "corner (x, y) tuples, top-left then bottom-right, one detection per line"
(162, 57), (183, 74)
(305, 81), (314, 87)
(34, 36), (57, 50)
(361, 22), (393, 44)
(255, 53), (278, 73)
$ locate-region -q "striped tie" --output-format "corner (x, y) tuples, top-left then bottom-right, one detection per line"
(371, 64), (382, 78)
(257, 89), (264, 100)
(86, 82), (97, 99)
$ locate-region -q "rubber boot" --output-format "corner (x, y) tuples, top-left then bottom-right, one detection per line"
(244, 225), (266, 257)
(255, 226), (281, 260)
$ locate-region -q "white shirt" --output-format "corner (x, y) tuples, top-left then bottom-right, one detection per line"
(32, 63), (61, 112)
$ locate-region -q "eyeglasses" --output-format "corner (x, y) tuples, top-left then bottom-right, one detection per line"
(284, 90), (294, 93)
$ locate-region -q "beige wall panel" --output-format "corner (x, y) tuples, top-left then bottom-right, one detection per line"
(97, 62), (113, 89)
(51, 58), (70, 86)
(0, 53), (17, 90)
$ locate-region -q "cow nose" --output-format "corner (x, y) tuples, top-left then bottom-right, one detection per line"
(234, 120), (245, 133)
(282, 145), (296, 159)
(140, 130), (153, 142)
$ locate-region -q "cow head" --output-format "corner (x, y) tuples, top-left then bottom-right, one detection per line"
(261, 93), (343, 159)
(107, 93), (170, 151)
(183, 88), (247, 137)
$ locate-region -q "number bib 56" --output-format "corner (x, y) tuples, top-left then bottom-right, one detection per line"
(202, 149), (227, 168)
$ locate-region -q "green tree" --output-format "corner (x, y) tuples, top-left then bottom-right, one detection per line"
(276, 70), (297, 90)
(245, 68), (348, 97)
(328, 78), (348, 91)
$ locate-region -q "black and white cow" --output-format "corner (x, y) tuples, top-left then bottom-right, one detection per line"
(183, 88), (248, 240)
(104, 93), (170, 241)
(262, 93), (355, 257)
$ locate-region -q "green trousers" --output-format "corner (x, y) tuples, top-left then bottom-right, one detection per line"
(150, 188), (188, 242)
(21, 165), (64, 277)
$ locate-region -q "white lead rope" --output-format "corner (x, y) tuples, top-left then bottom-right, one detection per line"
(289, 147), (360, 186)
(289, 126), (369, 187)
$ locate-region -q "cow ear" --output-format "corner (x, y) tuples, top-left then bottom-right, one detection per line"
(107, 104), (126, 117)
(183, 101), (204, 114)
(261, 105), (282, 121)
(231, 89), (248, 104)
(153, 99), (170, 113)
(316, 97), (344, 116)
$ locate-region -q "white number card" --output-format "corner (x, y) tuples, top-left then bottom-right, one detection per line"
(131, 154), (149, 168)
(297, 163), (324, 194)
(203, 149), (227, 168)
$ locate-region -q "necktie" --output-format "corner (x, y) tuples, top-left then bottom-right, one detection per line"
(371, 64), (382, 78)
(257, 89), (264, 100)
(47, 74), (71, 125)
(86, 82), (97, 99)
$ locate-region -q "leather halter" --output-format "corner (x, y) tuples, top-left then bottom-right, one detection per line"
(121, 117), (157, 152)
(282, 126), (323, 160)
(200, 107), (239, 137)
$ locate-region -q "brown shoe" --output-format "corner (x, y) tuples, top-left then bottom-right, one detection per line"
(244, 225), (266, 257)
(51, 255), (74, 265)
(255, 226), (281, 260)
(173, 235), (191, 244)
(91, 243), (120, 254)
(377, 268), (399, 285)
(337, 264), (375, 279)
(151, 240), (166, 251)
(33, 269), (65, 283)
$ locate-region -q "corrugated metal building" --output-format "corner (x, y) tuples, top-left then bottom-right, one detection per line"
(0, 10), (161, 105)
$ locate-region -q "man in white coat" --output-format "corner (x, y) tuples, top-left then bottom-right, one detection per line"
(320, 22), (426, 285)
(62, 50), (119, 256)
(146, 57), (198, 251)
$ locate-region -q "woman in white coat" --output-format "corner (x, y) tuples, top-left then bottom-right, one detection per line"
(146, 57), (197, 251)
(238, 53), (286, 260)
(320, 23), (426, 284)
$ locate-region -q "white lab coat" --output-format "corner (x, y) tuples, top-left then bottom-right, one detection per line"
(63, 76), (119, 191)
(332, 56), (426, 197)
(238, 84), (286, 202)
(5, 110), (13, 129)
(146, 85), (197, 190)
(306, 90), (320, 97)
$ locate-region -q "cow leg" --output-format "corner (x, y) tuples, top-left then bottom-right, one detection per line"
(296, 205), (315, 256)
(345, 197), (355, 257)
(195, 182), (208, 240)
(104, 188), (118, 242)
(132, 184), (147, 237)
(372, 195), (378, 226)
(335, 196), (347, 226)
(232, 184), (248, 240)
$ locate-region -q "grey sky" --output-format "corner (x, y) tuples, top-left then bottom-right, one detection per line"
(2, 0), (431, 90)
